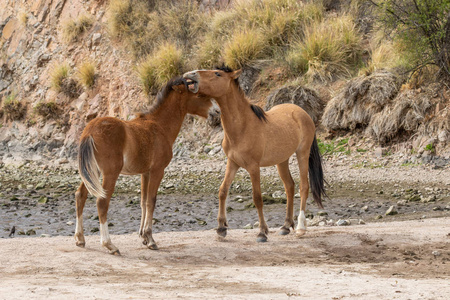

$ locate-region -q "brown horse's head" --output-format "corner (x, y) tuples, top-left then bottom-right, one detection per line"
(182, 67), (242, 98)
(153, 77), (213, 119)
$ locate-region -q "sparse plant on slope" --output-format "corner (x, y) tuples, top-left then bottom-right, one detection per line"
(77, 62), (96, 89)
(61, 14), (93, 43)
(137, 42), (183, 95)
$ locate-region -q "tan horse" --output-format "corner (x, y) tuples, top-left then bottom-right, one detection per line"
(75, 77), (212, 254)
(183, 67), (326, 242)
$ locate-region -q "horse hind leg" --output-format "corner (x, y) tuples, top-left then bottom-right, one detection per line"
(295, 149), (310, 237)
(75, 182), (88, 247)
(97, 173), (121, 255)
(276, 160), (295, 235)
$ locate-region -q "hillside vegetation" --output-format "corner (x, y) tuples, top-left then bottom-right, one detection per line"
(0, 0), (448, 161)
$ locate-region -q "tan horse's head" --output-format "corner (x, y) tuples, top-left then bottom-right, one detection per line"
(155, 77), (213, 119)
(183, 67), (242, 98)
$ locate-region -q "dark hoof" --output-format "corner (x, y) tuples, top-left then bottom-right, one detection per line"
(216, 227), (227, 238)
(110, 249), (121, 256)
(278, 227), (290, 235)
(76, 241), (85, 248)
(148, 243), (158, 250)
(256, 233), (268, 243)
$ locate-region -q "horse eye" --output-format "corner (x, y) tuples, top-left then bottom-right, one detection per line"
(215, 72), (221, 77)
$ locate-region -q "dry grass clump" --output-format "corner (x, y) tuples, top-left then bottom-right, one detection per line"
(50, 62), (81, 97)
(50, 63), (70, 91)
(18, 11), (28, 26)
(322, 71), (402, 130)
(367, 89), (433, 143)
(2, 94), (26, 121)
(223, 28), (268, 69)
(34, 101), (60, 120)
(265, 85), (325, 124)
(287, 15), (362, 81)
(61, 14), (93, 43)
(137, 42), (183, 95)
(419, 106), (450, 142)
(108, 0), (208, 59)
(77, 62), (96, 89)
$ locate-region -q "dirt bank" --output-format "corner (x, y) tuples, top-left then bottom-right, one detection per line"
(0, 218), (449, 299)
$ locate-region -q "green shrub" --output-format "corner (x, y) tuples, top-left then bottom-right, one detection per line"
(61, 14), (93, 43)
(137, 42), (183, 95)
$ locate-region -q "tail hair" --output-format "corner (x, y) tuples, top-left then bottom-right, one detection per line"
(78, 136), (106, 198)
(308, 135), (327, 208)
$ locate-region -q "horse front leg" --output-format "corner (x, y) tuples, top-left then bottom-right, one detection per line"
(217, 160), (239, 238)
(248, 166), (269, 243)
(97, 173), (120, 255)
(276, 160), (295, 235)
(139, 172), (150, 240)
(141, 168), (164, 250)
(74, 182), (88, 247)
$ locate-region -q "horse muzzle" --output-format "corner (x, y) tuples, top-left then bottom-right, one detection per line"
(183, 71), (199, 93)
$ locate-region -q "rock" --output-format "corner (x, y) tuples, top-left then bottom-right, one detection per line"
(317, 211), (328, 216)
(374, 147), (387, 158)
(40, 234), (51, 238)
(361, 205), (369, 211)
(26, 229), (36, 236)
(421, 195), (436, 203)
(326, 219), (334, 226)
(432, 250), (441, 257)
(336, 219), (350, 226)
(397, 200), (407, 206)
(358, 219), (366, 225)
(38, 196), (48, 204)
(272, 190), (285, 199)
(318, 221), (326, 226)
(253, 221), (260, 229)
(385, 205), (398, 215)
(407, 194), (421, 202)
(92, 33), (102, 45)
(243, 224), (252, 229)
(66, 221), (74, 226)
(265, 85), (324, 124)
(375, 215), (383, 220)
(165, 182), (175, 189)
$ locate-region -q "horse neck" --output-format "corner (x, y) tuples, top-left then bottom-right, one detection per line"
(150, 93), (187, 144)
(216, 85), (253, 138)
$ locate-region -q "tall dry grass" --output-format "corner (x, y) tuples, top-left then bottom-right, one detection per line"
(137, 42), (183, 95)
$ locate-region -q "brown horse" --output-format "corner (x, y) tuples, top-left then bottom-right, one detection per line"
(183, 67), (326, 242)
(74, 77), (213, 254)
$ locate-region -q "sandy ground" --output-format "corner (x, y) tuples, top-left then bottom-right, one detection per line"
(0, 217), (449, 300)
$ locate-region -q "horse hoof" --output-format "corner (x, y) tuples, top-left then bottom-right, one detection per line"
(76, 241), (85, 248)
(148, 244), (158, 250)
(110, 249), (121, 256)
(142, 240), (148, 246)
(295, 229), (306, 237)
(278, 227), (290, 235)
(256, 233), (268, 243)
(216, 227), (227, 238)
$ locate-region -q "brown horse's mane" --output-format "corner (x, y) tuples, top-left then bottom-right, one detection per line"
(138, 76), (186, 118)
(215, 65), (267, 122)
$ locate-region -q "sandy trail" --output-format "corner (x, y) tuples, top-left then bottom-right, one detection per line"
(0, 217), (449, 299)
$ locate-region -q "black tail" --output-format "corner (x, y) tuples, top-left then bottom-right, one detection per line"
(309, 135), (327, 208)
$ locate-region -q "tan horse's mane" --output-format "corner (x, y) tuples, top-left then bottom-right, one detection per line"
(216, 65), (267, 122)
(137, 76), (186, 119)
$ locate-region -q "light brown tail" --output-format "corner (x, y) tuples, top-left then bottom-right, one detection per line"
(78, 136), (106, 198)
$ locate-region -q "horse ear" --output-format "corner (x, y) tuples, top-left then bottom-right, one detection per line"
(172, 84), (185, 93)
(232, 69), (242, 79)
